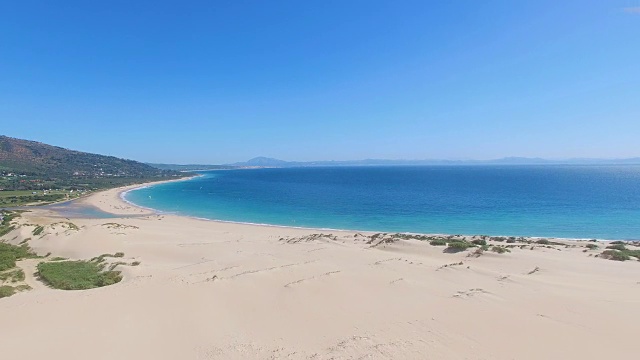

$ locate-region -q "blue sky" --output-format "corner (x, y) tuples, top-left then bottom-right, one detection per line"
(1, 1), (639, 164)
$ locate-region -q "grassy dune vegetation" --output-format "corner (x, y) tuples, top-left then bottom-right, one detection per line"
(0, 242), (38, 272)
(37, 260), (122, 290)
(0, 210), (21, 237)
(0, 238), (38, 298)
(599, 244), (640, 261)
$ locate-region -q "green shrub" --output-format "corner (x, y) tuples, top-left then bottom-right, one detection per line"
(0, 242), (37, 271)
(0, 225), (15, 237)
(0, 242), (37, 259)
(32, 226), (44, 236)
(606, 244), (627, 251)
(623, 249), (640, 259)
(600, 250), (630, 261)
(0, 285), (16, 298)
(472, 239), (487, 246)
(586, 244), (599, 250)
(91, 252), (125, 263)
(37, 260), (123, 290)
(13, 268), (25, 282)
(445, 241), (474, 252)
(0, 268), (24, 282)
(0, 252), (16, 272)
(506, 238), (516, 243)
(535, 239), (550, 245)
(429, 239), (447, 246)
(491, 246), (511, 254)
(0, 211), (20, 237)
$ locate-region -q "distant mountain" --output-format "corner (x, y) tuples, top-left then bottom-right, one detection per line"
(226, 156), (640, 168)
(147, 163), (238, 171)
(228, 157), (292, 167)
(0, 135), (176, 178)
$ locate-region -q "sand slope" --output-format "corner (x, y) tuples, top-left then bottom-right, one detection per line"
(1, 186), (639, 359)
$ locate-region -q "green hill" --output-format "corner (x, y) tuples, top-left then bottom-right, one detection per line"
(0, 135), (183, 195)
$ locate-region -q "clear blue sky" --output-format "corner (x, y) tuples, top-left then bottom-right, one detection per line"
(1, 1), (639, 164)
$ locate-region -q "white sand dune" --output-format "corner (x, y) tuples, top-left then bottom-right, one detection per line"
(1, 184), (639, 359)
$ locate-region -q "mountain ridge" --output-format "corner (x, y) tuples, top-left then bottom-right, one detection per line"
(223, 156), (640, 168)
(0, 135), (182, 192)
(0, 135), (169, 177)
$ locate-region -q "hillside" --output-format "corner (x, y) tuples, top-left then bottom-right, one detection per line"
(0, 135), (182, 194)
(0, 135), (167, 177)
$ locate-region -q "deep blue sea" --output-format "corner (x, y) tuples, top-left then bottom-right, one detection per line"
(124, 166), (640, 240)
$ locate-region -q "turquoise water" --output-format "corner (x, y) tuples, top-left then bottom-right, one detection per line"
(125, 166), (640, 240)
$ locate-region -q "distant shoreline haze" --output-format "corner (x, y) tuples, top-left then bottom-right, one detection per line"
(147, 156), (640, 171)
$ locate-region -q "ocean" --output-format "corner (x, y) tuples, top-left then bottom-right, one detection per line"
(124, 165), (640, 240)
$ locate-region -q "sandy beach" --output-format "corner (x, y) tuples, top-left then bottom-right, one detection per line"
(1, 184), (639, 359)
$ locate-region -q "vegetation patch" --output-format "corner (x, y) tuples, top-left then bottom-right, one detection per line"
(0, 242), (38, 271)
(429, 239), (448, 246)
(0, 191), (67, 207)
(437, 261), (464, 270)
(0, 285), (16, 298)
(389, 233), (430, 241)
(491, 246), (511, 254)
(598, 244), (640, 261)
(585, 243), (599, 250)
(108, 261), (128, 271)
(445, 241), (475, 253)
(102, 223), (139, 230)
(471, 239), (487, 246)
(90, 252), (125, 263)
(0, 239), (36, 298)
(52, 222), (80, 231)
(37, 260), (122, 290)
(599, 250), (630, 261)
(0, 268), (25, 282)
(32, 225), (44, 236)
(0, 210), (20, 237)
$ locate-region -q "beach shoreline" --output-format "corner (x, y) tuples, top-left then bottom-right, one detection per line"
(110, 176), (627, 242)
(0, 178), (639, 359)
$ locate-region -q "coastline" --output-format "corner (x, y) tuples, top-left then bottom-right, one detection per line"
(114, 176), (626, 242)
(80, 174), (200, 216)
(1, 178), (639, 359)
